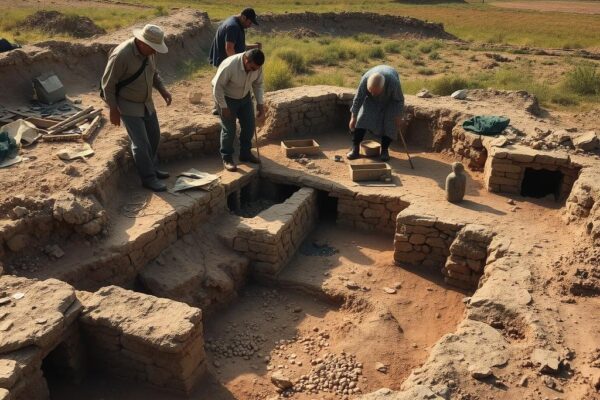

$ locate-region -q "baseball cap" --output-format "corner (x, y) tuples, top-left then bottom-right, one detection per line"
(241, 8), (259, 25)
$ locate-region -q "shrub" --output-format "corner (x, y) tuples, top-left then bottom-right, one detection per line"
(368, 46), (385, 59)
(418, 68), (435, 76)
(428, 51), (440, 60)
(384, 42), (401, 54)
(275, 49), (307, 74)
(412, 59), (425, 66)
(430, 75), (472, 95)
(564, 65), (600, 95)
(154, 6), (168, 17)
(264, 58), (293, 91)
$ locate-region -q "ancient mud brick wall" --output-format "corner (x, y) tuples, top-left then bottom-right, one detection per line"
(484, 145), (580, 198)
(0, 276), (82, 400)
(78, 286), (206, 394)
(394, 211), (464, 268)
(261, 85), (354, 140)
(158, 119), (221, 161)
(451, 126), (490, 171)
(564, 165), (600, 245)
(231, 188), (317, 276)
(336, 193), (409, 233)
(442, 225), (494, 290)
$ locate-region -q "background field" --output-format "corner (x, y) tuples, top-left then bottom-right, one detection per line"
(1, 0), (599, 110)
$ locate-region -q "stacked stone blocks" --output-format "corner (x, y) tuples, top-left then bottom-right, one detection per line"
(230, 188), (317, 276)
(78, 286), (206, 394)
(337, 193), (409, 233)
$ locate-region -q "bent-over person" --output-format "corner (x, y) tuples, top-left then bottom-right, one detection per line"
(212, 49), (265, 172)
(347, 65), (405, 162)
(101, 24), (173, 192)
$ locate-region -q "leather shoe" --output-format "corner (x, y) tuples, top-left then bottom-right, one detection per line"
(223, 155), (237, 172)
(346, 145), (360, 160)
(142, 180), (167, 192)
(239, 152), (260, 164)
(155, 170), (170, 179)
(380, 148), (390, 162)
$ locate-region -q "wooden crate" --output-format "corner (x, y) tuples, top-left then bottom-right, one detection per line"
(360, 140), (381, 157)
(349, 163), (392, 182)
(281, 139), (320, 157)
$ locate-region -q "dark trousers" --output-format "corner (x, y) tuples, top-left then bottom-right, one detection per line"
(121, 109), (160, 183)
(219, 94), (254, 158)
(352, 128), (392, 149)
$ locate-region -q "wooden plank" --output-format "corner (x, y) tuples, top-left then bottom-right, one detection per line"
(48, 109), (101, 135)
(49, 106), (94, 130)
(82, 115), (102, 139)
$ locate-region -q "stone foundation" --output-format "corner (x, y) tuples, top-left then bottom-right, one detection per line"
(158, 119), (221, 161)
(261, 85), (354, 140)
(394, 211), (463, 268)
(484, 145), (580, 198)
(222, 187), (318, 276)
(337, 193), (409, 233)
(78, 286), (206, 394)
(442, 225), (494, 290)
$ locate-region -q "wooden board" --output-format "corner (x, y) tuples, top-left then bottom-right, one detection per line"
(281, 139), (320, 157)
(349, 163), (392, 182)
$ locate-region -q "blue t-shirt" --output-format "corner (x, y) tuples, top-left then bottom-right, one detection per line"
(209, 16), (246, 67)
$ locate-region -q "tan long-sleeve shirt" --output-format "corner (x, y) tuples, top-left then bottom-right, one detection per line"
(101, 38), (166, 117)
(211, 53), (264, 108)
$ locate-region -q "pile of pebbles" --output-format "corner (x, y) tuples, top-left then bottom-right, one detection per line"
(291, 352), (363, 397)
(206, 331), (267, 360)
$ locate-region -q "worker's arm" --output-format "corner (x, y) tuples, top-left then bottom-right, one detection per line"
(252, 68), (265, 119)
(101, 51), (126, 126)
(349, 75), (368, 130)
(389, 79), (405, 127)
(213, 64), (232, 118)
(225, 41), (236, 57)
(153, 68), (172, 106)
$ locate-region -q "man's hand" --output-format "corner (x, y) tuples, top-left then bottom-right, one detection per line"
(394, 115), (403, 130)
(221, 107), (233, 120)
(161, 90), (172, 106)
(349, 115), (357, 131)
(256, 104), (265, 120)
(109, 107), (121, 126)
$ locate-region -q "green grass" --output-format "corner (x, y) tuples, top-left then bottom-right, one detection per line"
(3, 0), (600, 50)
(264, 58), (294, 91)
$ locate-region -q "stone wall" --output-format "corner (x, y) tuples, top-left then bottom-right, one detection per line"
(225, 187), (317, 276)
(442, 225), (494, 290)
(158, 118), (221, 161)
(564, 164), (600, 245)
(78, 286), (206, 394)
(337, 193), (409, 233)
(451, 125), (491, 171)
(394, 211), (464, 269)
(261, 85), (354, 140)
(484, 145), (580, 198)
(401, 104), (464, 151)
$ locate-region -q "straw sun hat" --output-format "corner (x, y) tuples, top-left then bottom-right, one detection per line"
(133, 24), (168, 54)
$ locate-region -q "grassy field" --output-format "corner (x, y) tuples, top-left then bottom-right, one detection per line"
(1, 0), (599, 50)
(248, 32), (600, 110)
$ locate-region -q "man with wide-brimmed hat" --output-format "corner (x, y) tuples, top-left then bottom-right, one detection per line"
(101, 24), (173, 192)
(208, 8), (261, 115)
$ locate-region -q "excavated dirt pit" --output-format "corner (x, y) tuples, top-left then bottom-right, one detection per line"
(46, 225), (466, 400)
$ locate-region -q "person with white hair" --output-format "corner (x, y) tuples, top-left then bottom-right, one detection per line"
(347, 65), (404, 161)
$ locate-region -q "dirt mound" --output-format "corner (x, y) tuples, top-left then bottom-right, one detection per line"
(23, 11), (106, 38)
(467, 89), (542, 116)
(254, 12), (457, 40)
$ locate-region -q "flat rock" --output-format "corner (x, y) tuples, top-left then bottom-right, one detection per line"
(383, 287), (397, 294)
(450, 89), (468, 100)
(375, 362), (388, 373)
(572, 131), (599, 151)
(0, 276), (79, 353)
(531, 348), (561, 373)
(469, 363), (493, 380)
(78, 285), (202, 353)
(271, 371), (294, 389)
(416, 89), (432, 99)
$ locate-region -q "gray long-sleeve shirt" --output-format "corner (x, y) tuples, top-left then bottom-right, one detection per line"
(211, 53), (264, 108)
(101, 38), (166, 117)
(351, 65), (404, 139)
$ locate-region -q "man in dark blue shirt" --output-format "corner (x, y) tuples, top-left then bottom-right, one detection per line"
(209, 8), (261, 114)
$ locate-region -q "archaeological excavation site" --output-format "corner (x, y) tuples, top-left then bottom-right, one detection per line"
(0, 7), (599, 400)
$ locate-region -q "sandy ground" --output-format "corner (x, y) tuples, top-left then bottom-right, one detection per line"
(491, 1), (600, 14)
(48, 224), (468, 399)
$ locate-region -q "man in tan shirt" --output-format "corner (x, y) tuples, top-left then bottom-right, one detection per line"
(101, 24), (173, 192)
(212, 49), (265, 172)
